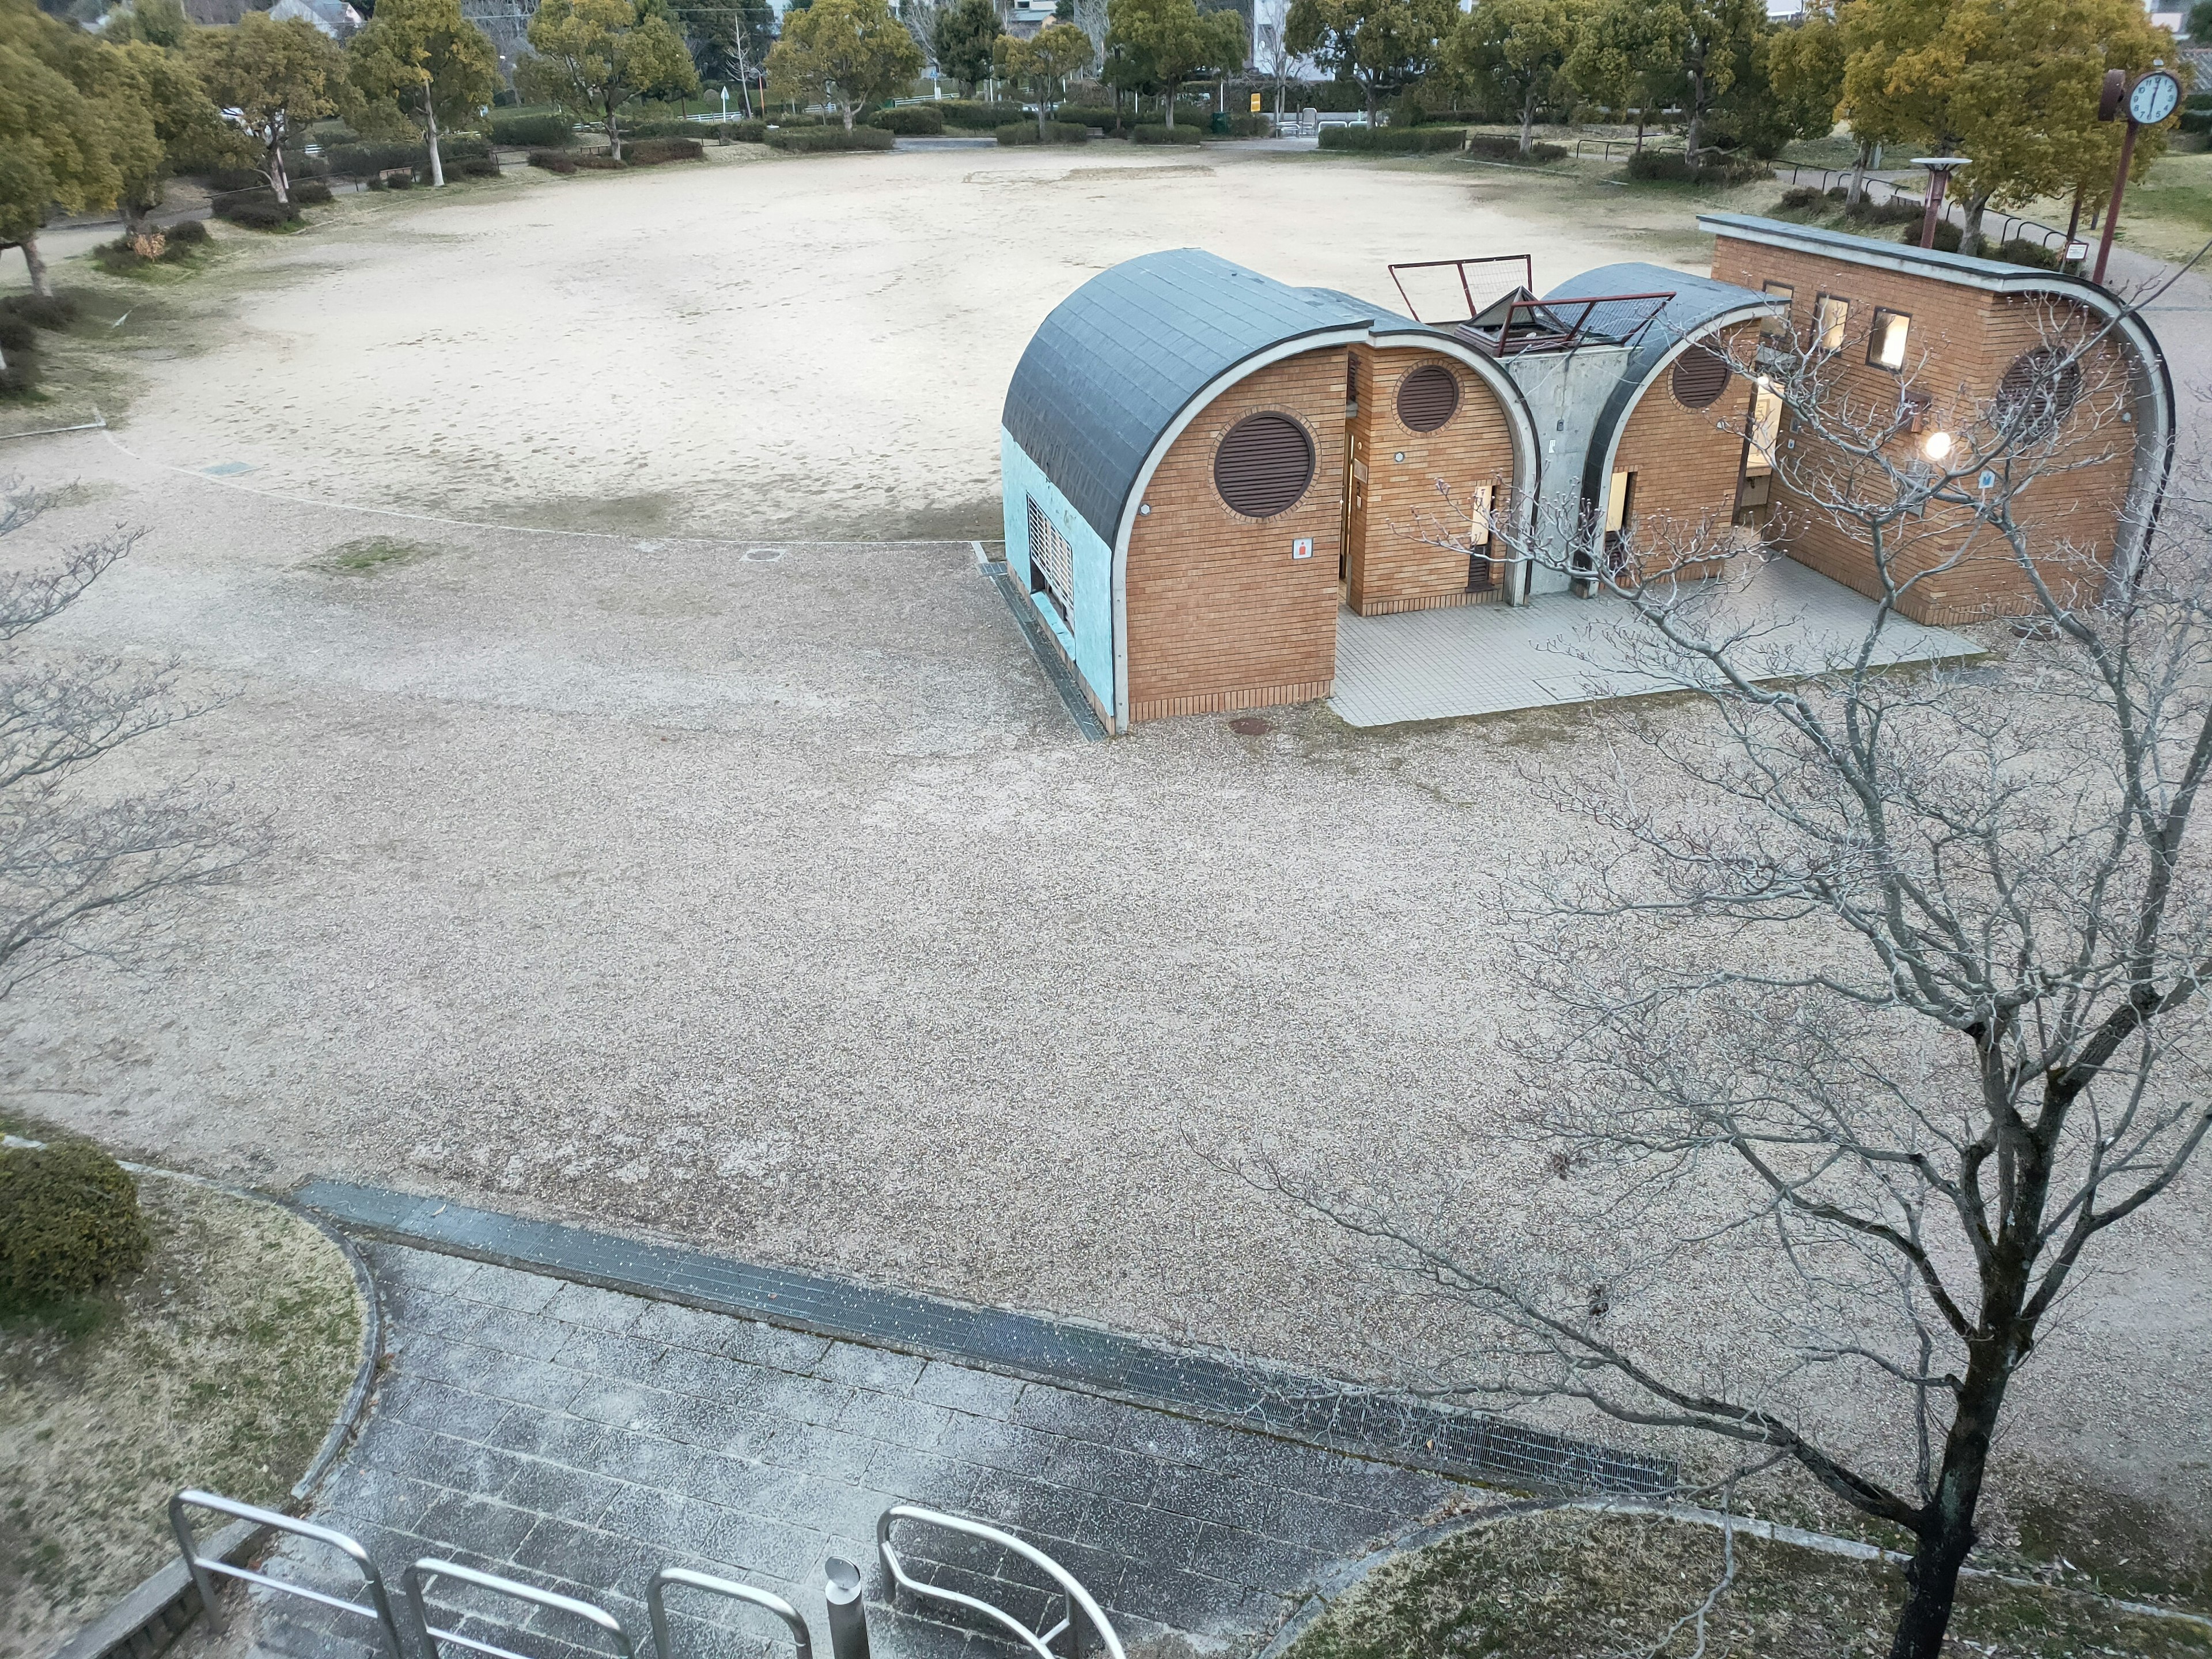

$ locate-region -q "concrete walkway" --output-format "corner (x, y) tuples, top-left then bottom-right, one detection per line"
(1330, 556), (1975, 728)
(246, 1245), (1461, 1659)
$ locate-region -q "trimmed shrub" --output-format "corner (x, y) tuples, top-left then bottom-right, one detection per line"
(528, 148), (579, 174)
(732, 118), (770, 142)
(1994, 236), (2063, 270)
(623, 118), (707, 139)
(2179, 107), (2212, 137)
(444, 134), (494, 162)
(168, 217), (209, 247)
(936, 100), (1025, 128)
(3, 293), (79, 330)
(198, 165), (265, 192)
(224, 199), (300, 228)
(1132, 122), (1206, 146)
(764, 125), (896, 153)
(995, 121), (1088, 145)
(1054, 103), (1124, 133)
(1908, 219), (1964, 253)
(492, 112), (574, 147)
(324, 141), (426, 179)
(1464, 132), (1566, 162)
(96, 221), (216, 273)
(870, 105), (944, 135)
(1844, 194), (1924, 226)
(1318, 124), (1468, 153)
(449, 155), (501, 178)
(1777, 184), (1825, 210)
(294, 180), (334, 204)
(573, 153), (624, 169)
(627, 137), (704, 164)
(0, 1138), (151, 1309)
(1223, 113), (1272, 138)
(1624, 147), (1770, 185)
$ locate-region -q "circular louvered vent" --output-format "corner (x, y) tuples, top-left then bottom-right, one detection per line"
(1214, 414), (1315, 518)
(1670, 346), (1731, 410)
(1396, 363), (1460, 432)
(1997, 348), (2084, 437)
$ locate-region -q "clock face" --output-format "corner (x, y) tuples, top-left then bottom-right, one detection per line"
(2130, 71), (2180, 127)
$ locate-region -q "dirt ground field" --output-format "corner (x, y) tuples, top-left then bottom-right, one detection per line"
(4, 145), (2210, 1597)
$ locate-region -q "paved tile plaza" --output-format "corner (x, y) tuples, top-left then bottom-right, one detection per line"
(247, 1244), (1466, 1659)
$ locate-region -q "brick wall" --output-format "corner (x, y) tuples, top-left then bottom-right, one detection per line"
(1346, 346), (1519, 615)
(1124, 349), (1347, 721)
(1611, 320), (1758, 564)
(1710, 235), (2138, 624)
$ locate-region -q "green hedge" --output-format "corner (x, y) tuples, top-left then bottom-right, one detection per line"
(2180, 108), (2212, 136)
(321, 138), (501, 179)
(1465, 132), (1566, 163)
(870, 105), (944, 134)
(491, 112), (574, 147)
(1131, 122), (1205, 145)
(0, 1138), (150, 1310)
(627, 137), (704, 164)
(937, 100), (1025, 128)
(765, 124), (897, 153)
(92, 217), (210, 276)
(995, 121), (1088, 145)
(1624, 147), (1771, 184)
(529, 149), (578, 173)
(1319, 124), (1468, 153)
(1055, 104), (1124, 132)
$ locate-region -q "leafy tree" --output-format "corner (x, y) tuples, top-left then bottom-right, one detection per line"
(1, 0), (131, 294)
(190, 10), (348, 202)
(518, 0), (698, 160)
(1569, 0), (1763, 160)
(1444, 0), (1585, 154)
(349, 0), (498, 186)
(930, 0), (997, 95)
(119, 0), (189, 48)
(672, 0), (774, 109)
(1106, 0), (1244, 127)
(1841, 0), (2171, 255)
(995, 17), (1093, 134)
(1283, 0), (1456, 123)
(765, 0), (921, 129)
(92, 37), (232, 234)
(1762, 2), (1861, 181)
(2189, 0), (2212, 41)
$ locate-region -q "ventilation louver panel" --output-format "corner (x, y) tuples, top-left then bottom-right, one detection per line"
(1396, 364), (1460, 433)
(1997, 348), (2084, 439)
(1670, 346), (1731, 411)
(1214, 414), (1316, 519)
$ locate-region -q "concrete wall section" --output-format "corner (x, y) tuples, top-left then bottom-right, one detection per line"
(1002, 429), (1117, 717)
(1710, 236), (2140, 625)
(1347, 347), (1520, 615)
(1122, 350), (1346, 722)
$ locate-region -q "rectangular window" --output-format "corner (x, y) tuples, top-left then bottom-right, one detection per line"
(1467, 481), (1493, 546)
(1868, 308), (1911, 371)
(1025, 497), (1075, 626)
(1760, 281), (1795, 338)
(1744, 376), (1782, 476)
(1814, 293), (1849, 353)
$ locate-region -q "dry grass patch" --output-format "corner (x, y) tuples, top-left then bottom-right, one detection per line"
(1284, 1508), (2212, 1659)
(0, 1169), (363, 1654)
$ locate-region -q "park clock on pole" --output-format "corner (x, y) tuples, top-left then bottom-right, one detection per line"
(2129, 70), (2181, 128)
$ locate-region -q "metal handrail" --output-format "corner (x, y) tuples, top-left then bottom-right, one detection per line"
(876, 1503), (1124, 1659)
(169, 1490), (410, 1659)
(405, 1558), (637, 1659)
(1388, 255), (1533, 324)
(1457, 289), (1676, 357)
(649, 1566), (812, 1659)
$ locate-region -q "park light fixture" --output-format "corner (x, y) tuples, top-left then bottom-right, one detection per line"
(1912, 158), (1969, 251)
(1923, 429), (1955, 463)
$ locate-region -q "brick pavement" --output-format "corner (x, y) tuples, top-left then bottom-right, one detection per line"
(245, 1244), (1465, 1659)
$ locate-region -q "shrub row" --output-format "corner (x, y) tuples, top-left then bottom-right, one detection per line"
(995, 121), (1089, 146)
(1052, 103), (1124, 133)
(870, 105), (944, 135)
(766, 124), (896, 153)
(211, 186), (307, 229)
(1, 290), (77, 393)
(1131, 122), (1205, 146)
(491, 112), (575, 147)
(1319, 124), (1468, 153)
(1898, 221), (2063, 269)
(1465, 132), (1566, 163)
(1222, 112), (1274, 138)
(93, 217), (212, 276)
(1624, 147), (1771, 185)
(322, 135), (489, 179)
(627, 137), (704, 164)
(935, 100), (1026, 129)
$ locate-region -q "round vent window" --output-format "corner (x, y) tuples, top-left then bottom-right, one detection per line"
(1670, 346), (1731, 410)
(1997, 348), (2084, 437)
(1214, 413), (1315, 519)
(1396, 363), (1460, 433)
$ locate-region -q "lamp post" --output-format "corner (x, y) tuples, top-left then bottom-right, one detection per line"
(2093, 63), (2182, 286)
(1912, 157), (1969, 250)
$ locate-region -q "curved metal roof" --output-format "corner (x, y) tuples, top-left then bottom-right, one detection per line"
(1543, 262), (1778, 503)
(1002, 249), (1381, 546)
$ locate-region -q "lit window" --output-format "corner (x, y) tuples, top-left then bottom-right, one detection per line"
(1744, 376), (1782, 476)
(1814, 294), (1849, 353)
(1468, 482), (1493, 546)
(1025, 497), (1075, 626)
(1868, 308), (1911, 372)
(1760, 281), (1795, 339)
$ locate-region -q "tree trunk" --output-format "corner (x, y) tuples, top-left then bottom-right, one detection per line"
(1518, 86), (1536, 154)
(1887, 1356), (2009, 1659)
(18, 235), (52, 299)
(1164, 79), (1176, 128)
(1958, 191), (1991, 257)
(608, 105), (624, 160)
(266, 136), (291, 204)
(1847, 140), (1869, 206)
(1684, 73), (1703, 161)
(1037, 85), (1048, 139)
(840, 96), (854, 132)
(426, 103), (446, 188)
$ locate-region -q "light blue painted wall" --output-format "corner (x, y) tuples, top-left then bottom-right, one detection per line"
(1001, 427), (1117, 717)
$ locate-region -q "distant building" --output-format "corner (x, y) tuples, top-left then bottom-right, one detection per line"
(268, 0), (362, 38)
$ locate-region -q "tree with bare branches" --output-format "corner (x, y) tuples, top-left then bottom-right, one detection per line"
(0, 480), (259, 1002)
(1255, 296), (2210, 1659)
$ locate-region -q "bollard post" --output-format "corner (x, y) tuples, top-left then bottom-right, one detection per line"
(823, 1558), (870, 1659)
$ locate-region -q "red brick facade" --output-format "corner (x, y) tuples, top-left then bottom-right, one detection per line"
(1710, 236), (2137, 624)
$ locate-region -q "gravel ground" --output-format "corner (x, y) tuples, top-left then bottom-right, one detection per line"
(3, 153), (2209, 1582)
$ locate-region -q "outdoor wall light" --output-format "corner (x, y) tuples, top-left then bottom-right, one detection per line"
(1923, 430), (1956, 463)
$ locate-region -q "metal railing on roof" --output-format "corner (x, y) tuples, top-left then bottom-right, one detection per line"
(1456, 290), (1676, 357)
(1388, 255), (1533, 324)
